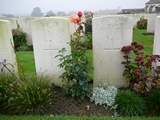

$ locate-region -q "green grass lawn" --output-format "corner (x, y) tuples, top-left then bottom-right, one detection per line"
(16, 51), (36, 76)
(0, 116), (159, 120)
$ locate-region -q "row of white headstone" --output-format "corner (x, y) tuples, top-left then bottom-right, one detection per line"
(2, 13), (156, 46)
(0, 15), (160, 88)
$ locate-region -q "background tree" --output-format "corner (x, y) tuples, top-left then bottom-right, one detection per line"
(57, 11), (66, 16)
(31, 7), (43, 17)
(45, 10), (56, 17)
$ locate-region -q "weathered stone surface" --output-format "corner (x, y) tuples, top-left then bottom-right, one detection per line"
(93, 15), (133, 88)
(153, 16), (160, 56)
(0, 19), (18, 74)
(147, 14), (159, 33)
(31, 17), (70, 86)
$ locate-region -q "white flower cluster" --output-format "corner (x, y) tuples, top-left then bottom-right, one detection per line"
(90, 86), (117, 107)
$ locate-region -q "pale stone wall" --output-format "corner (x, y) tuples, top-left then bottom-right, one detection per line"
(0, 19), (18, 74)
(31, 17), (71, 86)
(93, 15), (133, 88)
(153, 16), (160, 57)
(147, 14), (159, 33)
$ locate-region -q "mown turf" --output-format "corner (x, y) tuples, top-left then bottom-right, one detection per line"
(0, 116), (159, 120)
(16, 51), (36, 76)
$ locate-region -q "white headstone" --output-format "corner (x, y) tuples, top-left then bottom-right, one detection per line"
(153, 16), (160, 56)
(0, 20), (17, 74)
(147, 14), (158, 33)
(31, 17), (71, 86)
(93, 15), (133, 88)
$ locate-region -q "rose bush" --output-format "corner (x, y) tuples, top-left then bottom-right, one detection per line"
(57, 11), (90, 99)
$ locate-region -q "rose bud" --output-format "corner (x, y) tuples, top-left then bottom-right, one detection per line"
(77, 11), (83, 17)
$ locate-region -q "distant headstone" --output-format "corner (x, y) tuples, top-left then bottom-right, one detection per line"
(0, 19), (18, 74)
(31, 17), (70, 86)
(93, 15), (133, 87)
(153, 16), (160, 57)
(147, 14), (158, 33)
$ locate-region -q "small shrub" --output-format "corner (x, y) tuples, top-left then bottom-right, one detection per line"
(121, 42), (160, 95)
(0, 74), (18, 114)
(147, 89), (160, 116)
(0, 74), (52, 115)
(137, 18), (147, 30)
(12, 77), (52, 114)
(115, 90), (146, 116)
(91, 86), (117, 107)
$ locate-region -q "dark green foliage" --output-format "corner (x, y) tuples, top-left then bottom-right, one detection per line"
(12, 29), (27, 50)
(0, 74), (18, 114)
(12, 29), (32, 51)
(12, 77), (51, 114)
(84, 11), (93, 34)
(115, 90), (146, 116)
(0, 74), (51, 115)
(83, 33), (92, 49)
(137, 18), (147, 30)
(57, 32), (90, 100)
(85, 18), (92, 34)
(17, 45), (33, 51)
(147, 89), (160, 116)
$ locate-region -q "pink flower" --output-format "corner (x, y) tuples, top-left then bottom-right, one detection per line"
(70, 15), (81, 24)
